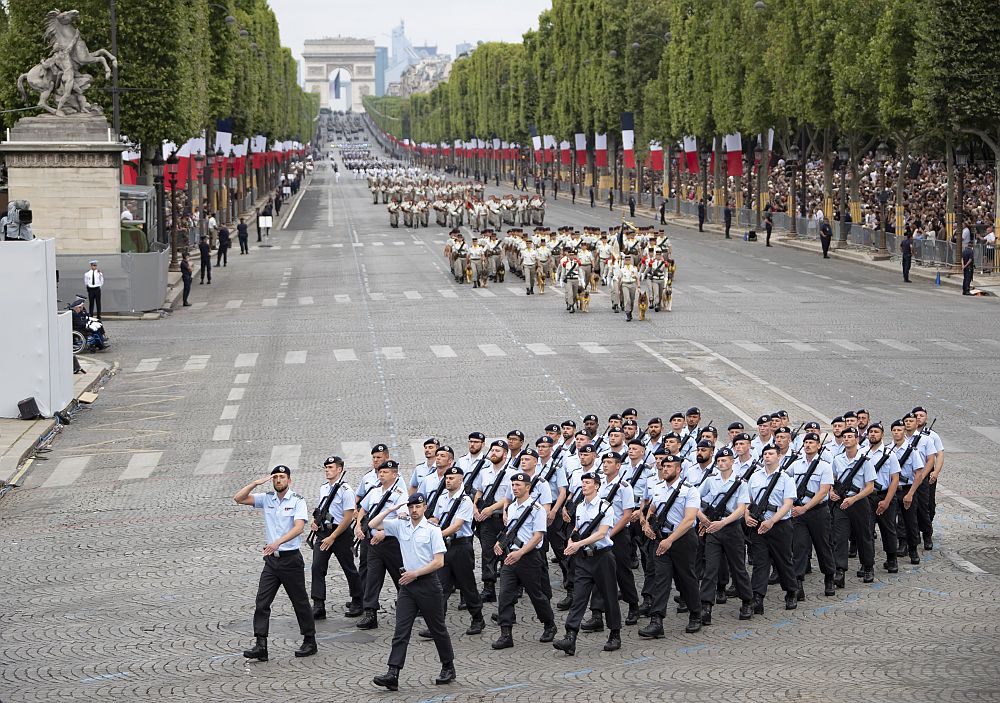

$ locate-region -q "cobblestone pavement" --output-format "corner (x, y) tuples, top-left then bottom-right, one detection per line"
(1, 149), (998, 702)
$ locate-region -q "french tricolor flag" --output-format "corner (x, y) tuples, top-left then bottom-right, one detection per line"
(683, 136), (699, 173)
(621, 112), (635, 169)
(649, 141), (664, 171)
(559, 140), (572, 166)
(595, 133), (608, 167)
(574, 133), (587, 162)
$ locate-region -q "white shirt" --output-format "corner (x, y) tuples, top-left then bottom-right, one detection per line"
(85, 269), (104, 288)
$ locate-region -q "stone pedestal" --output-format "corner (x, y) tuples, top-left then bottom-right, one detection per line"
(0, 114), (125, 254)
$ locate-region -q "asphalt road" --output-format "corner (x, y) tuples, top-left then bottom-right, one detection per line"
(1, 146), (998, 702)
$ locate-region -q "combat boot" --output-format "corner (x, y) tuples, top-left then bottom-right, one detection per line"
(356, 609), (378, 630)
(243, 636), (268, 662)
(294, 636), (317, 658)
(312, 601), (326, 620)
(685, 614), (703, 633)
(796, 578), (806, 602)
(539, 621), (557, 643)
(492, 626), (514, 650)
(624, 603), (639, 626)
(604, 629), (622, 651)
(556, 591), (574, 610)
(466, 613), (486, 635)
(824, 574), (836, 597)
(373, 667), (400, 691)
(552, 628), (578, 656)
(753, 594), (765, 615)
(638, 615), (664, 639)
(700, 603), (713, 626)
(580, 611), (604, 632)
(784, 591), (798, 610)
(739, 601), (754, 620)
(435, 662), (456, 685)
(637, 595), (653, 617)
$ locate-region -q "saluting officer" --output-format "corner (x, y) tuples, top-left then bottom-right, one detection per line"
(787, 433), (837, 598)
(309, 455), (364, 619)
(829, 428), (876, 586)
(233, 465), (317, 661)
(369, 493), (457, 691)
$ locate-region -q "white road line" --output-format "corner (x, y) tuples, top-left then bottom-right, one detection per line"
(334, 348), (358, 362)
(724, 285), (751, 294)
(478, 344), (506, 357)
(234, 353), (258, 368)
(475, 289), (497, 298)
(504, 286), (522, 296)
(118, 451), (163, 481)
(689, 284), (716, 296)
(212, 425), (232, 441)
(526, 343), (556, 356)
(234, 373), (251, 384)
(863, 285), (901, 296)
(269, 444), (301, 470)
(579, 342), (609, 354)
(781, 340), (818, 353)
(431, 345), (457, 358)
(371, 241), (384, 247)
(285, 350), (308, 364)
(194, 447), (233, 475)
(876, 339), (919, 352)
(972, 426), (1000, 446)
(369, 293), (386, 301)
(393, 241), (406, 246)
(732, 341), (767, 353)
(830, 340), (869, 352)
(276, 293), (286, 299)
(40, 456), (91, 488)
(404, 290), (423, 300)
(825, 285), (856, 295)
(183, 354), (210, 371)
(262, 298), (277, 307)
(225, 299), (243, 309)
(353, 242), (364, 247)
(938, 487), (992, 516)
(942, 549), (988, 574)
(282, 187), (306, 230)
(333, 243), (343, 248)
(335, 294), (351, 303)
(134, 358), (161, 372)
(340, 441), (372, 468)
(931, 339), (972, 352)
(438, 289), (459, 299)
(220, 405), (240, 420)
(977, 338), (1000, 349)
(814, 274), (833, 280)
(299, 296), (314, 306)
(227, 388), (245, 401)
(381, 347), (406, 360)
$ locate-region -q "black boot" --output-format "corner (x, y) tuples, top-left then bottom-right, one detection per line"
(685, 614), (703, 633)
(556, 592), (574, 610)
(752, 594), (765, 615)
(580, 612), (604, 632)
(553, 629), (578, 656)
(466, 613), (486, 635)
(637, 595), (652, 617)
(492, 626), (514, 650)
(435, 662), (456, 685)
(243, 636), (268, 661)
(356, 609), (378, 629)
(624, 603), (639, 626)
(345, 600), (364, 618)
(796, 578), (806, 602)
(862, 568), (875, 583)
(638, 615), (664, 639)
(418, 628), (433, 639)
(539, 621), (557, 643)
(312, 601), (326, 620)
(884, 559), (899, 574)
(824, 574), (836, 597)
(909, 548), (920, 565)
(784, 591), (798, 610)
(676, 601), (689, 614)
(458, 594), (468, 610)
(701, 603), (713, 626)
(480, 583), (497, 602)
(294, 636), (318, 657)
(604, 629), (622, 651)
(373, 667), (399, 691)
(716, 588), (728, 605)
(834, 569), (846, 589)
(739, 601), (754, 620)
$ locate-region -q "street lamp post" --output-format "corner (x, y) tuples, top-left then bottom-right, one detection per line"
(151, 151), (166, 247)
(786, 144), (800, 237)
(673, 149), (681, 216)
(228, 147), (237, 224)
(836, 141), (850, 247)
(955, 144), (969, 270)
(754, 143), (763, 230)
(874, 141), (890, 260)
(193, 150), (205, 241)
(167, 152), (180, 272)
(699, 144), (711, 220)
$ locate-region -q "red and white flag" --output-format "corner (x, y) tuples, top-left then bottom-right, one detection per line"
(595, 133), (608, 167)
(725, 133), (743, 176)
(574, 133), (587, 162)
(621, 112), (635, 169)
(683, 136), (698, 173)
(649, 141), (664, 171)
(559, 140), (572, 166)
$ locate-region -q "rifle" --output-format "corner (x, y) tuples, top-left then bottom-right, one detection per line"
(438, 491), (468, 548)
(463, 455), (489, 496)
(788, 422), (806, 442)
(307, 479), (344, 548)
(425, 474), (448, 516)
(496, 496), (541, 556)
(778, 446), (802, 474)
(793, 434), (829, 505)
(353, 478), (401, 552)
(831, 450), (872, 498)
(569, 494), (615, 557)
(626, 463), (647, 488)
(528, 460), (560, 497)
(896, 418), (935, 470)
(702, 456), (760, 523)
(690, 461), (717, 488)
(747, 464), (786, 523)
(647, 481), (685, 535)
(871, 446), (900, 493)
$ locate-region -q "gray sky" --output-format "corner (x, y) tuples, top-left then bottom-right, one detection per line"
(269, 0), (551, 67)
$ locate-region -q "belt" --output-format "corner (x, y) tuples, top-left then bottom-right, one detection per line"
(269, 549), (301, 558)
(580, 546), (612, 558)
(448, 537), (473, 545)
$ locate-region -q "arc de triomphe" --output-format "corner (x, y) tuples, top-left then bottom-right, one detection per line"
(303, 37), (376, 113)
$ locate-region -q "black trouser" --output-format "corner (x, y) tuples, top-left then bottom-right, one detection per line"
(252, 550), (315, 638)
(387, 574), (454, 670)
(363, 537), (403, 611)
(87, 287), (102, 317)
(310, 528), (363, 605)
(477, 515), (503, 588)
(918, 480), (936, 539)
(902, 255), (912, 281)
(963, 267), (973, 293)
(831, 498), (874, 570)
(590, 530), (638, 612)
(649, 529), (700, 618)
(869, 492), (898, 559)
(497, 549), (554, 628)
(182, 278), (192, 304)
(567, 548), (620, 631)
(895, 485), (921, 549)
(200, 257), (211, 283)
(548, 512), (568, 584)
(725, 220), (731, 238)
(749, 519), (797, 597)
(639, 535), (657, 600)
(439, 538), (482, 616)
(765, 222), (773, 245)
(701, 521), (752, 604)
(792, 506), (835, 578)
(238, 234), (249, 253)
(698, 214), (705, 232)
(217, 245), (229, 266)
(821, 234), (831, 256)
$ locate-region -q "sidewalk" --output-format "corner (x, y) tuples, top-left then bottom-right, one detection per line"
(0, 356), (115, 491)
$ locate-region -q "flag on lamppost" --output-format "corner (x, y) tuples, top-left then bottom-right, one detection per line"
(543, 134), (556, 164)
(621, 112), (635, 169)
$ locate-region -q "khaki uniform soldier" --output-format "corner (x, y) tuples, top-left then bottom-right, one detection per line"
(388, 200), (400, 228)
(467, 237), (488, 288)
(618, 260), (639, 322)
(645, 252), (670, 312)
(486, 234), (503, 281)
(522, 241), (538, 295)
(451, 234), (468, 282)
(561, 252), (583, 313)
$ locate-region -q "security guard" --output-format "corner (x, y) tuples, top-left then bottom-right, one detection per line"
(369, 493), (456, 691)
(428, 466), (486, 636)
(309, 456), (364, 619)
(553, 470), (622, 655)
(233, 465), (317, 661)
(354, 460), (408, 630)
(829, 428), (876, 586)
(787, 433), (837, 598)
(491, 472), (557, 650)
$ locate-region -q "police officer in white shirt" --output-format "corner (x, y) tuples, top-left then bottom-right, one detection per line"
(472, 440), (510, 602)
(309, 456), (363, 619)
(864, 423), (902, 574)
(369, 492), (456, 691)
(233, 465), (317, 661)
(84, 260), (104, 318)
(786, 433), (837, 598)
(829, 428), (876, 586)
(890, 420), (929, 565)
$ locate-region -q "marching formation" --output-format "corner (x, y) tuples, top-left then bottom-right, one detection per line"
(235, 405), (943, 691)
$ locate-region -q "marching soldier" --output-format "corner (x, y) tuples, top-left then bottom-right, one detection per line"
(618, 257), (640, 322)
(472, 439), (511, 603)
(309, 456), (364, 620)
(522, 240), (538, 295)
(561, 248), (583, 313)
(354, 460), (408, 630)
(787, 433), (837, 598)
(864, 423), (901, 574)
(388, 198), (400, 228)
(451, 232), (468, 283)
(890, 420), (930, 565)
(410, 437), (440, 495)
(467, 237), (488, 288)
(644, 251), (670, 312)
(910, 407), (942, 551)
(829, 428), (876, 586)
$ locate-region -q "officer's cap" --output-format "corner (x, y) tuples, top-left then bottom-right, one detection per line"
(562, 419), (578, 428)
(728, 422), (745, 431)
(756, 415), (771, 425)
(536, 436), (554, 446)
(803, 432), (821, 442)
(468, 431), (486, 441)
(627, 439), (645, 448)
(323, 456), (344, 467)
(378, 460), (400, 471)
(445, 466), (464, 476)
(407, 492), (427, 505)
(544, 423), (560, 433)
(686, 407), (701, 416)
(271, 465), (291, 476)
(697, 440), (713, 449)
(510, 472), (531, 484)
(670, 412), (684, 421)
(437, 445), (455, 456)
(715, 447), (734, 459)
(734, 432), (752, 442)
(507, 430), (525, 440)
(490, 439), (509, 450)
(371, 444), (389, 454)
(581, 471), (602, 482)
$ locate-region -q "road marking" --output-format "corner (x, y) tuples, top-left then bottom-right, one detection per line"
(526, 343), (555, 356)
(781, 340), (817, 353)
(282, 187), (306, 229)
(931, 339), (971, 352)
(876, 339), (919, 352)
(194, 447), (233, 475)
(474, 289), (497, 297)
(732, 341), (767, 353)
(977, 338), (1000, 349)
(689, 284), (716, 296)
(118, 451), (163, 480)
(284, 350), (308, 364)
(234, 373), (251, 384)
(234, 353), (258, 368)
(369, 292), (386, 301)
(724, 285), (751, 294)
(578, 341), (609, 354)
(431, 345), (457, 358)
(269, 444), (301, 470)
(353, 242), (364, 247)
(334, 348), (358, 362)
(134, 358), (161, 372)
(404, 290), (423, 300)
(191, 302), (208, 309)
(340, 441), (372, 467)
(942, 549), (987, 574)
(262, 298), (277, 307)
(332, 243), (343, 248)
(225, 299), (243, 309)
(478, 344), (506, 357)
(830, 340), (868, 352)
(393, 241), (406, 246)
(381, 347), (406, 360)
(276, 292), (286, 298)
(972, 426), (1000, 447)
(183, 354), (210, 371)
(40, 456), (91, 488)
(504, 286), (522, 296)
(438, 289), (459, 299)
(227, 388), (245, 401)
(220, 405), (240, 420)
(335, 294), (351, 304)
(863, 285), (901, 296)
(938, 487), (992, 516)
(299, 296), (314, 306)
(371, 241), (384, 247)
(213, 425), (232, 441)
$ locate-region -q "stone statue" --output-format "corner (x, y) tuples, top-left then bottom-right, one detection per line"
(16, 9), (118, 117)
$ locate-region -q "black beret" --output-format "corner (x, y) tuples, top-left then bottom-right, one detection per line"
(622, 407), (638, 416)
(323, 456), (343, 466)
(583, 414), (598, 422)
(581, 471), (602, 482)
(437, 445), (455, 456)
(522, 448), (540, 459)
(536, 436), (554, 445)
(648, 417), (662, 425)
(670, 412), (684, 421)
(627, 439), (645, 448)
(697, 440), (713, 448)
(602, 451), (623, 462)
(371, 444), (389, 454)
(468, 431), (486, 441)
(774, 426), (792, 436)
(728, 422), (745, 431)
(662, 454), (682, 464)
(271, 465), (291, 476)
(561, 419), (578, 428)
(407, 492), (426, 505)
(510, 472), (531, 483)
(490, 439), (509, 450)
(715, 447), (734, 459)
(804, 421), (820, 430)
(544, 423), (560, 433)
(423, 437), (440, 447)
(841, 427), (859, 436)
(756, 415), (771, 425)
(378, 460), (400, 470)
(803, 432), (821, 442)
(579, 444), (596, 453)
(445, 466), (464, 476)
(507, 430), (525, 439)
(734, 432), (752, 442)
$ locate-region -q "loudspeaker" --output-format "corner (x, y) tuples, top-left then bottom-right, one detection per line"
(18, 397), (41, 420)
